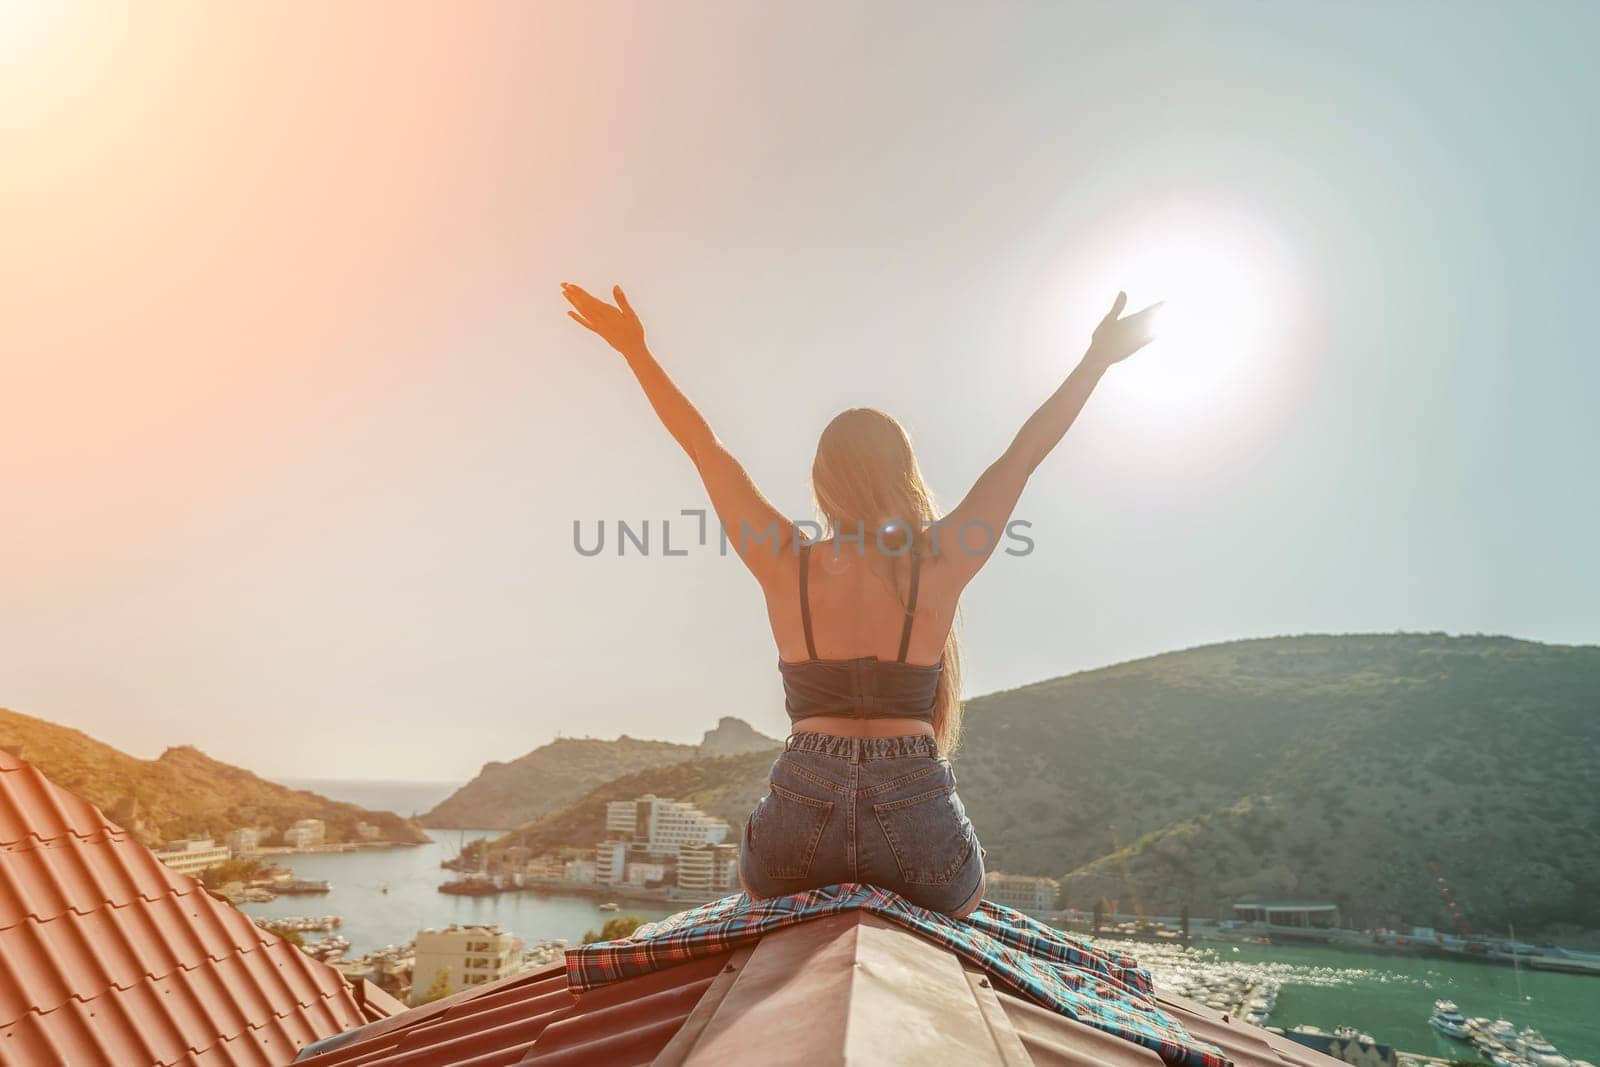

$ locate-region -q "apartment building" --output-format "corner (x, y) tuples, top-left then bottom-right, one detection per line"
(603, 794), (730, 851)
(284, 818), (327, 849)
(676, 842), (740, 898)
(410, 923), (524, 1006)
(152, 837), (232, 876)
(984, 873), (1061, 915)
(596, 794), (731, 887)
(223, 827), (265, 854)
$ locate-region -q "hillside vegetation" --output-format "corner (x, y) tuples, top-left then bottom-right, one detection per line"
(953, 633), (1600, 933)
(474, 634), (1600, 936)
(0, 707), (431, 847)
(483, 750), (777, 860)
(424, 717), (780, 829)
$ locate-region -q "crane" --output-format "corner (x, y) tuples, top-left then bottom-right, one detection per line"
(1428, 860), (1471, 940)
(1108, 825), (1151, 934)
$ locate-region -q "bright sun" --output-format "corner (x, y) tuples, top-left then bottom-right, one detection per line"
(1059, 208), (1301, 434)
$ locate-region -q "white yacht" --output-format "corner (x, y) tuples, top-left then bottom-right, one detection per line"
(1481, 1019), (1523, 1046)
(1485, 1049), (1534, 1067)
(1515, 1028), (1572, 1067)
(1333, 1025), (1377, 1044)
(1429, 1000), (1470, 1040)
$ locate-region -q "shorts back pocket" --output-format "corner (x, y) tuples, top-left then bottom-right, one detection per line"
(748, 783), (834, 880)
(873, 786), (974, 886)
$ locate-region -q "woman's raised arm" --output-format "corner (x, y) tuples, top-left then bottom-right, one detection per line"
(937, 291), (1161, 586)
(562, 282), (794, 583)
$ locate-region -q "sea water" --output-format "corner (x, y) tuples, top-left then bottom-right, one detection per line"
(253, 781), (1597, 1060)
(1105, 935), (1599, 1063)
(236, 828), (676, 953)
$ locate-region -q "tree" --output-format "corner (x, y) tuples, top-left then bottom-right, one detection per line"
(200, 856), (267, 890)
(582, 915), (647, 944)
(421, 966), (452, 1004)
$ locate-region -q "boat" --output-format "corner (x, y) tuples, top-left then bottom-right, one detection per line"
(439, 874), (503, 896)
(302, 933), (350, 963)
(255, 914), (342, 933)
(598, 901), (619, 912)
(1478, 1019), (1523, 1045)
(1468, 1019), (1536, 1067)
(1428, 999), (1470, 1040)
(1515, 1028), (1572, 1067)
(1241, 980), (1278, 1027)
(1483, 1046), (1533, 1067)
(274, 878), (333, 894)
(1333, 1025), (1376, 1044)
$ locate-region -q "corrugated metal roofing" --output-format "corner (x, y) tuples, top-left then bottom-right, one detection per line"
(0, 746), (394, 1067)
(297, 912), (1349, 1067)
(295, 951), (737, 1067)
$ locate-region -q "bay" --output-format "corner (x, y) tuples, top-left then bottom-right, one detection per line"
(246, 780), (1598, 1062)
(236, 828), (676, 953)
(1110, 935), (1600, 1063)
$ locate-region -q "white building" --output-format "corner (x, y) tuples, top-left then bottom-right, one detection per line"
(564, 858), (597, 884)
(524, 856), (566, 881)
(676, 843), (740, 897)
(625, 860), (669, 888)
(354, 820), (383, 841)
(223, 827), (264, 854)
(605, 800), (643, 839)
(1232, 900), (1340, 928)
(604, 795), (729, 852)
(283, 818), (326, 849)
(153, 837), (232, 877)
(597, 795), (729, 887)
(410, 923), (524, 1006)
(595, 841), (628, 886)
(985, 873), (1061, 915)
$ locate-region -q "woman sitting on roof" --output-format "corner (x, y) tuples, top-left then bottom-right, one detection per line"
(561, 281), (1160, 917)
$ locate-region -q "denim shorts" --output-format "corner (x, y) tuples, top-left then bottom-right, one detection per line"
(738, 732), (987, 915)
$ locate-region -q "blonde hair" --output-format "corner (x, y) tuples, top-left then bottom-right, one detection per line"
(810, 408), (965, 756)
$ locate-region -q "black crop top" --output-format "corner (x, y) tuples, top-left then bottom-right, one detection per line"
(778, 541), (942, 724)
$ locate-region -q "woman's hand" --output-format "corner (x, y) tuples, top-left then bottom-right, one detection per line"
(562, 282), (647, 358)
(1084, 291), (1162, 371)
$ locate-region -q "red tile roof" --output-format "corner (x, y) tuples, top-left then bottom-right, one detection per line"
(1, 746), (399, 1066)
(296, 912), (1348, 1067)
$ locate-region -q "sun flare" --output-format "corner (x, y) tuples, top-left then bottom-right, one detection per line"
(1060, 208), (1301, 434)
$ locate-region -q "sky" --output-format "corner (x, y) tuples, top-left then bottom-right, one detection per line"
(3, 2), (1596, 781)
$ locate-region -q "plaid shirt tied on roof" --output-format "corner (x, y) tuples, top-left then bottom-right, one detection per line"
(565, 883), (1231, 1067)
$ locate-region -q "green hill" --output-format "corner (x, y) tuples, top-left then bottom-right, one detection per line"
(478, 633), (1600, 936)
(482, 750), (777, 861)
(953, 633), (1600, 933)
(422, 717), (781, 830)
(0, 707), (431, 847)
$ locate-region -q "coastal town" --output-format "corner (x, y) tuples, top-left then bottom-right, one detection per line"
(152, 817), (398, 902)
(143, 790), (1600, 1066)
(436, 791), (1065, 915)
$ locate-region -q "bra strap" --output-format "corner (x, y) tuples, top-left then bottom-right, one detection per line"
(896, 549), (922, 663)
(799, 540), (817, 659)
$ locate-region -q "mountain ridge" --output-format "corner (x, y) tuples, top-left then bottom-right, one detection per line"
(0, 706), (432, 847)
(420, 717), (781, 829)
(482, 632), (1599, 935)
